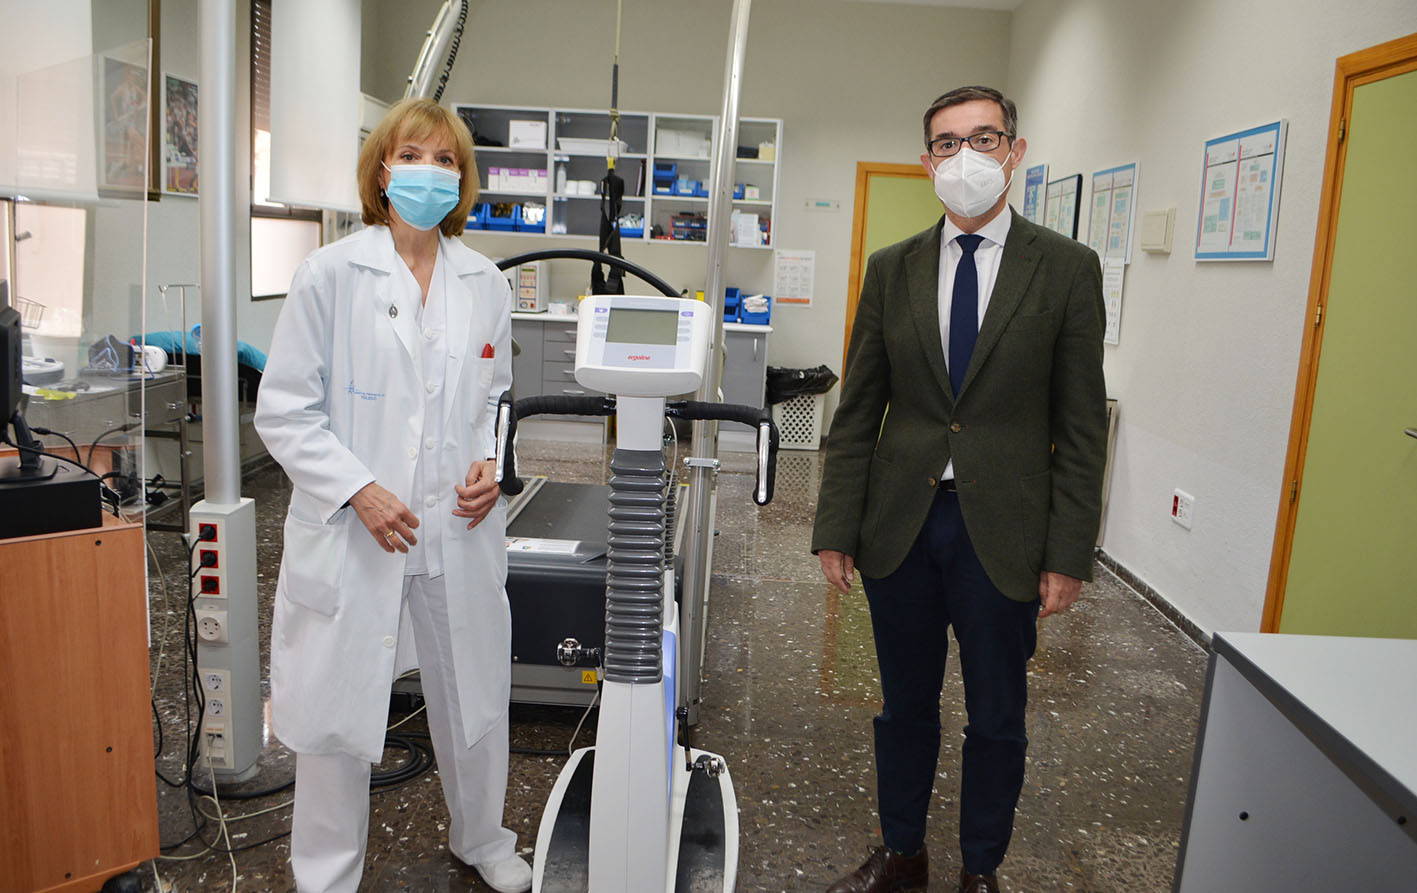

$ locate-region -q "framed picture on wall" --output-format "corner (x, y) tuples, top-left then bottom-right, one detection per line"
(1043, 173), (1082, 240)
(162, 74), (199, 196)
(99, 56), (150, 196)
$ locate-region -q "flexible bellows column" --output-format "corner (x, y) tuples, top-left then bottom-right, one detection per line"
(603, 449), (667, 683)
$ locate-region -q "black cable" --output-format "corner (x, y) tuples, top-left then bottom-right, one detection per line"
(29, 425), (81, 462)
(85, 421), (140, 469)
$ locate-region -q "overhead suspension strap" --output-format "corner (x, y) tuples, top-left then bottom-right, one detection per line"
(592, 0), (627, 295)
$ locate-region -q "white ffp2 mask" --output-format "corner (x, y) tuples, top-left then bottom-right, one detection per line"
(933, 146), (1013, 219)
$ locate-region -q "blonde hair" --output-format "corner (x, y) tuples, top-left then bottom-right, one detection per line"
(357, 98), (478, 237)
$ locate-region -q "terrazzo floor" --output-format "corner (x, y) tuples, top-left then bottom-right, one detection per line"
(138, 439), (1208, 892)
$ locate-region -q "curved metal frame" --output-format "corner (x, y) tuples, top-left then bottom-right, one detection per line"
(493, 248), (680, 299)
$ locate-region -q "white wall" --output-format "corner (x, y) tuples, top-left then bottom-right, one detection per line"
(362, 0), (1012, 395)
(1005, 0), (1417, 633)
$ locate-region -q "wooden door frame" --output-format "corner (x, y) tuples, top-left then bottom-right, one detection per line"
(1261, 31), (1417, 632)
(844, 161), (930, 375)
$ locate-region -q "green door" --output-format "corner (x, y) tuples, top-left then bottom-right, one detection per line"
(1280, 68), (1417, 637)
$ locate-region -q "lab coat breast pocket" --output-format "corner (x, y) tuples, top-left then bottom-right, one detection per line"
(277, 508), (351, 616)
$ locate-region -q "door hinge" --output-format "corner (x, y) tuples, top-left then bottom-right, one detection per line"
(1289, 480), (1298, 503)
(1338, 116), (1346, 143)
(1314, 303), (1324, 327)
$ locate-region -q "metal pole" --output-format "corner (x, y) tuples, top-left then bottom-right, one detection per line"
(679, 0), (752, 725)
(199, 0), (241, 505)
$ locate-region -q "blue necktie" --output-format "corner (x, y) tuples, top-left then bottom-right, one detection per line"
(949, 233), (984, 396)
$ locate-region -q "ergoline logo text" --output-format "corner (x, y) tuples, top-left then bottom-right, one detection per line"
(627, 354), (651, 361)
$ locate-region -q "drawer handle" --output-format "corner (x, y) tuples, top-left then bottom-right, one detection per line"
(563, 369), (577, 377)
(563, 388), (586, 395)
(563, 349), (576, 357)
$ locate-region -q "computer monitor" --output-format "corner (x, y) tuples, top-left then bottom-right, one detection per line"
(2, 298), (20, 424)
(1, 294), (55, 480)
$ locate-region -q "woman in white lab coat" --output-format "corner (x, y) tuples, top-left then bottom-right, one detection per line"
(253, 98), (530, 893)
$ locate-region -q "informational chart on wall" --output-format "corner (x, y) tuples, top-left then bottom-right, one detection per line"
(773, 249), (815, 307)
(1021, 163), (1047, 225)
(1102, 258), (1125, 345)
(1087, 162), (1139, 263)
(1043, 173), (1082, 239)
(1194, 120), (1287, 261)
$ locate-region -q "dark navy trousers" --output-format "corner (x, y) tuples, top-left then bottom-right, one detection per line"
(861, 488), (1040, 875)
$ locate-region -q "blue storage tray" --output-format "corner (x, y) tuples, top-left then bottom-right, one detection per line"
(654, 161), (677, 180)
(619, 226), (644, 239)
(466, 203), (488, 230)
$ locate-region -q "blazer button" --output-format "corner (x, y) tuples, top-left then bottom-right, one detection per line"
(927, 476), (938, 487)
(950, 422), (963, 433)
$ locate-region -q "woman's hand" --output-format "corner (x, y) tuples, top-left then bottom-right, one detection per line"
(453, 459), (499, 529)
(350, 482), (420, 553)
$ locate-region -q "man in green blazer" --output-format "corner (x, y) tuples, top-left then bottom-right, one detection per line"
(815, 86), (1107, 893)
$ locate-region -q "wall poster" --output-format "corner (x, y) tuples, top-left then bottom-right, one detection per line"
(1087, 162), (1139, 264)
(163, 74), (199, 196)
(1195, 120), (1287, 261)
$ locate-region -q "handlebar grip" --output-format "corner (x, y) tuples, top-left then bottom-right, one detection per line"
(493, 393), (523, 496)
(666, 400), (779, 506)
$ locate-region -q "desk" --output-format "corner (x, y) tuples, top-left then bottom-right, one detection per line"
(22, 370), (192, 532)
(1174, 632), (1417, 890)
(0, 518), (158, 892)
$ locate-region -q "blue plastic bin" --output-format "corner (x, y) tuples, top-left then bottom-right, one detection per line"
(517, 208), (545, 233)
(485, 204), (519, 231)
(738, 294), (771, 325)
(466, 203), (488, 230)
(723, 287), (742, 323)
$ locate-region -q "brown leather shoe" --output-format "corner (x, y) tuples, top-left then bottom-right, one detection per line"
(825, 845), (928, 892)
(959, 868), (1004, 892)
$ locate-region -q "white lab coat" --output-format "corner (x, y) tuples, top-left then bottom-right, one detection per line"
(254, 225), (514, 763)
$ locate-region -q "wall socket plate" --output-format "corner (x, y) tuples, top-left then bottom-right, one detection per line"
(195, 608), (229, 643)
(1172, 489), (1194, 529)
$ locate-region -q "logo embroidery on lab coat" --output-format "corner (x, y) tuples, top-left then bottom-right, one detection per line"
(345, 379), (385, 401)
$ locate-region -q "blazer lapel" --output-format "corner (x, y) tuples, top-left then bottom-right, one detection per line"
(960, 210), (1040, 394)
(905, 217), (955, 402)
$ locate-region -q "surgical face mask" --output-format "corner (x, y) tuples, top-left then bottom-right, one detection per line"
(382, 162), (461, 231)
(932, 145), (1013, 219)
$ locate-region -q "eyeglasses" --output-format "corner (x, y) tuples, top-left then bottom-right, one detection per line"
(926, 131), (1011, 159)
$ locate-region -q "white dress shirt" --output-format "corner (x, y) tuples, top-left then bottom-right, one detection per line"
(937, 208), (1012, 481)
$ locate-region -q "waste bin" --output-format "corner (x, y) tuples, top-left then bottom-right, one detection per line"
(765, 365), (838, 450)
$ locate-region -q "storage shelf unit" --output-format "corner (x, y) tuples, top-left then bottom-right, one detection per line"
(454, 103), (781, 249)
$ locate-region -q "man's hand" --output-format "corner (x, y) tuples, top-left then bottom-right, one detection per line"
(1038, 571), (1083, 618)
(453, 459), (499, 529)
(819, 549), (856, 594)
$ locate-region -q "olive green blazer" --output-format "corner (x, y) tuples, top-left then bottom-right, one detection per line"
(811, 210), (1107, 601)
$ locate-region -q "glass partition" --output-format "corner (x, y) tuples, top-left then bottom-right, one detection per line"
(6, 38), (175, 530)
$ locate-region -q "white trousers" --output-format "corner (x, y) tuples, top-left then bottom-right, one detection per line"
(290, 574), (517, 893)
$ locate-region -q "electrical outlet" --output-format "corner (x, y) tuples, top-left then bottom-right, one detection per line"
(195, 608), (229, 643)
(207, 697), (226, 717)
(1172, 489), (1194, 530)
(201, 668), (231, 694)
